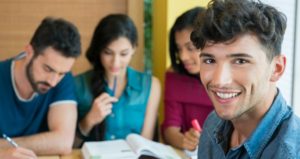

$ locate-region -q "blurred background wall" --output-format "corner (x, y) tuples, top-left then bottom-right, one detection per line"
(0, 0), (144, 75)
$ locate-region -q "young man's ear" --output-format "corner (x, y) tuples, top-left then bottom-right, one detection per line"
(24, 44), (34, 59)
(270, 55), (286, 82)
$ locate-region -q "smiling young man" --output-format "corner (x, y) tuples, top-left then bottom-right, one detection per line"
(0, 17), (81, 157)
(191, 0), (300, 158)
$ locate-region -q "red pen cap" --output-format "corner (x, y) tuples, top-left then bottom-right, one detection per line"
(191, 119), (202, 132)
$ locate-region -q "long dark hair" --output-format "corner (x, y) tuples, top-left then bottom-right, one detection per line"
(169, 7), (205, 76)
(85, 14), (137, 140)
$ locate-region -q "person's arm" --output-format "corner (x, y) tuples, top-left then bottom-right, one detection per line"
(163, 99), (200, 150)
(0, 103), (77, 155)
(73, 93), (118, 148)
(164, 126), (184, 149)
(162, 100), (187, 150)
(163, 119), (200, 151)
(0, 103), (76, 155)
(141, 76), (161, 139)
(162, 71), (193, 149)
(0, 147), (37, 159)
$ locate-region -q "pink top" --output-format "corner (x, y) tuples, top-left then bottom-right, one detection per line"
(161, 71), (214, 133)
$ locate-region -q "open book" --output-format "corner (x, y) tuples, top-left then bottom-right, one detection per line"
(81, 133), (181, 159)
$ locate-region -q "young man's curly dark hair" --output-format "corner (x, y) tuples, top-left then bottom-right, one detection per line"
(191, 0), (287, 61)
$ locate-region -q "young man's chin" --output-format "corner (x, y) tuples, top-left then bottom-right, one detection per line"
(215, 110), (235, 120)
(36, 87), (51, 94)
(213, 103), (240, 120)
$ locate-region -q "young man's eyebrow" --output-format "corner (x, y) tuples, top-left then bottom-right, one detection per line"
(199, 52), (253, 58)
(199, 52), (214, 58)
(228, 53), (253, 58)
(44, 64), (68, 74)
(45, 64), (55, 72)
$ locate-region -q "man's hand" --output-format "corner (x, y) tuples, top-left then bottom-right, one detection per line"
(0, 147), (37, 159)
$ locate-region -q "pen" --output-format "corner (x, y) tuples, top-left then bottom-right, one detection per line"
(112, 76), (117, 96)
(191, 119), (202, 132)
(2, 134), (19, 147)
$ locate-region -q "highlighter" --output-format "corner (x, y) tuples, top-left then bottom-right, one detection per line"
(184, 119), (201, 158)
(191, 119), (202, 132)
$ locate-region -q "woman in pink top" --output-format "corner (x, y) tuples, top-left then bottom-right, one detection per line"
(161, 7), (213, 151)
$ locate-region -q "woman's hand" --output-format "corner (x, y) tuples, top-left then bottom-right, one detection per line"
(183, 128), (201, 151)
(79, 93), (118, 135)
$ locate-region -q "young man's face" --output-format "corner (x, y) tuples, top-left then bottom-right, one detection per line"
(199, 34), (284, 121)
(26, 46), (75, 94)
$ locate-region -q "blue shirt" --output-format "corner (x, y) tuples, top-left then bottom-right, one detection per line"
(198, 90), (300, 159)
(75, 67), (152, 140)
(0, 56), (77, 137)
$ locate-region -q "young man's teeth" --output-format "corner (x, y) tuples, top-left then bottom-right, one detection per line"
(216, 92), (239, 99)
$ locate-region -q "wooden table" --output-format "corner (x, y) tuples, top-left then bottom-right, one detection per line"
(38, 148), (185, 159)
(38, 150), (80, 159)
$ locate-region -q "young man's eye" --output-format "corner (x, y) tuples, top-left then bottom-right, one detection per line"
(235, 59), (248, 64)
(44, 66), (52, 72)
(203, 59), (215, 64)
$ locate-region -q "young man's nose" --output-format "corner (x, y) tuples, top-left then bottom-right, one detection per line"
(47, 73), (61, 87)
(212, 64), (233, 86)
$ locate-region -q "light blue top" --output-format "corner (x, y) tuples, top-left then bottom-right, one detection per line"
(75, 67), (152, 140)
(198, 90), (300, 159)
(0, 54), (77, 137)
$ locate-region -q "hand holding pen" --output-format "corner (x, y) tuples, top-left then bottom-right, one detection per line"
(79, 76), (119, 135)
(2, 134), (18, 147)
(90, 76), (118, 122)
(1, 134), (37, 159)
(80, 89), (118, 135)
(87, 93), (118, 124)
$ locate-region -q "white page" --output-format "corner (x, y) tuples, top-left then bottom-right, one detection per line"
(126, 134), (148, 153)
(82, 140), (137, 159)
(126, 134), (181, 159)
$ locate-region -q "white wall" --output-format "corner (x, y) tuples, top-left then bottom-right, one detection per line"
(293, 0), (300, 116)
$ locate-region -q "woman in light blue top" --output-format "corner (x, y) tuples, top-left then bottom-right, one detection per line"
(74, 14), (161, 146)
